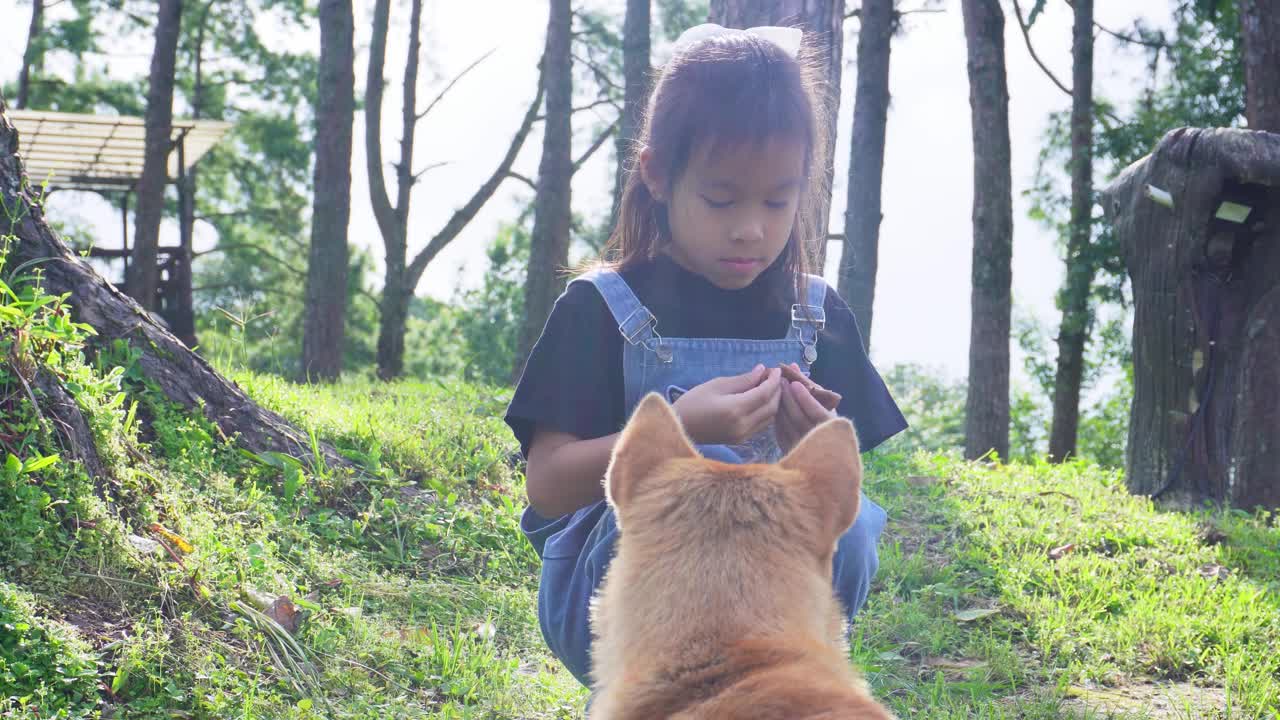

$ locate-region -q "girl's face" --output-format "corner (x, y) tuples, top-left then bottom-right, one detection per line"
(641, 137), (806, 290)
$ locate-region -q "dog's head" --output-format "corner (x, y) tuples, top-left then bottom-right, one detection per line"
(604, 392), (862, 568)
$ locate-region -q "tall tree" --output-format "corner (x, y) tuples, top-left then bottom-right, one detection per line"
(4, 0), (146, 116)
(365, 0), (543, 380)
(127, 0), (183, 314)
(1239, 0), (1280, 132)
(301, 0), (354, 381)
(514, 0), (574, 383)
(16, 0), (44, 109)
(1046, 0), (1095, 461)
(838, 0), (893, 350)
(163, 0), (325, 374)
(611, 0), (651, 227)
(960, 0), (1013, 461)
(707, 0), (845, 265)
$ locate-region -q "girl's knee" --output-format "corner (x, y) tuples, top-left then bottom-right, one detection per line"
(840, 494), (887, 554)
(832, 496), (888, 616)
(835, 518), (881, 579)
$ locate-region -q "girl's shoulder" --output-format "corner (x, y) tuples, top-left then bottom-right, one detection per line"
(547, 276), (615, 332)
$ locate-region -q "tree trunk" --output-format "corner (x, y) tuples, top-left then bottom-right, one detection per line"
(17, 0), (43, 109)
(376, 279), (411, 381)
(364, 0), (539, 380)
(302, 0), (355, 382)
(611, 0), (651, 229)
(838, 0), (892, 352)
(1103, 128), (1280, 509)
(1047, 0), (1095, 462)
(708, 0), (844, 268)
(1239, 0), (1280, 133)
(961, 0), (1013, 461)
(127, 0), (182, 313)
(513, 0), (573, 383)
(367, 0), (420, 381)
(171, 0), (217, 352)
(0, 98), (351, 471)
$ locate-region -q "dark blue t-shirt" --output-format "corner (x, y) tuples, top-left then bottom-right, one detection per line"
(506, 254), (907, 456)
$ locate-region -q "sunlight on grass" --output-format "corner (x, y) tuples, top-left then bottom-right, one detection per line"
(4, 361), (1276, 718)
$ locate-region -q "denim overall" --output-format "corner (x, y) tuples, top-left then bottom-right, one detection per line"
(520, 268), (889, 688)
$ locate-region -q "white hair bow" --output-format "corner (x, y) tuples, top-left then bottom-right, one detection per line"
(672, 23), (803, 59)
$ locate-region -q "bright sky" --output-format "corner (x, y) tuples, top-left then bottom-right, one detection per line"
(0, 0), (1173, 384)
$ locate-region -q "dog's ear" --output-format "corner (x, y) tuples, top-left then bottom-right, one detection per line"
(779, 417), (862, 544)
(606, 392), (696, 511)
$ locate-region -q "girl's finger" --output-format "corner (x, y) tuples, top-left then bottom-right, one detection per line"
(738, 367), (781, 412)
(779, 379), (802, 426)
(776, 383), (802, 447)
(792, 381), (833, 425)
(744, 380), (783, 435)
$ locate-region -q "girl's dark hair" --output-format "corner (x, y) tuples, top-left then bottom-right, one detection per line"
(600, 29), (831, 306)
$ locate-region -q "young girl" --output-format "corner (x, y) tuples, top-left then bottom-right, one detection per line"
(506, 24), (907, 688)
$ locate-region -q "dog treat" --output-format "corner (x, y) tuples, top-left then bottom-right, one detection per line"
(779, 363), (842, 411)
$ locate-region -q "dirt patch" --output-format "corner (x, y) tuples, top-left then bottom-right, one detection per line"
(1060, 681), (1231, 719)
(880, 490), (961, 571)
(56, 592), (132, 649)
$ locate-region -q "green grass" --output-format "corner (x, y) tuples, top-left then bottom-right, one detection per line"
(2, 353), (585, 717)
(851, 453), (1280, 718)
(3, 345), (1278, 717)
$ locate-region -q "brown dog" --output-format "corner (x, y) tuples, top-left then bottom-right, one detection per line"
(588, 393), (895, 719)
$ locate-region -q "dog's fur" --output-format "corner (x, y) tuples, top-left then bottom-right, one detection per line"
(588, 393), (895, 719)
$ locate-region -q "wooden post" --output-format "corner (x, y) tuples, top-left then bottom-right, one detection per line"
(173, 131), (196, 347)
(1103, 127), (1280, 509)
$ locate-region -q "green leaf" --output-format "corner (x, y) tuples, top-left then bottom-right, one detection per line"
(111, 663), (130, 695)
(283, 466), (303, 503)
(124, 400), (138, 435)
(1027, 0), (1048, 27)
(953, 607), (1000, 622)
(5, 454), (22, 476)
(21, 454), (60, 474)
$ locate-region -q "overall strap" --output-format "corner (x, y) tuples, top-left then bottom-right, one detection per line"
(575, 268), (659, 346)
(787, 273), (828, 365)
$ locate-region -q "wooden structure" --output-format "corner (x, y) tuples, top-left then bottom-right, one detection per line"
(1103, 127), (1280, 510)
(9, 109), (230, 345)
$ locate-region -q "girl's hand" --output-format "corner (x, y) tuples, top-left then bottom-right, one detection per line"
(777, 373), (838, 455)
(673, 364), (782, 445)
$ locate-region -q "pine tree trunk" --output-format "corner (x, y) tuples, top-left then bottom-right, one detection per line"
(16, 0), (43, 109)
(0, 98), (351, 471)
(127, 0), (182, 312)
(961, 0), (1013, 461)
(1239, 0), (1280, 133)
(611, 0), (651, 229)
(1047, 0), (1094, 462)
(1103, 128), (1280, 509)
(514, 0), (573, 383)
(302, 0), (355, 382)
(838, 0), (892, 351)
(708, 0), (844, 267)
(375, 277), (411, 381)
